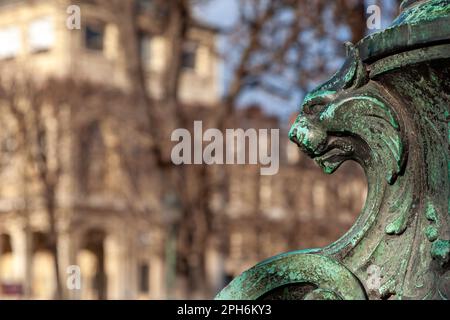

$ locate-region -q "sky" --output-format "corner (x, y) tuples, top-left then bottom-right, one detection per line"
(193, 0), (399, 121)
(194, 0), (303, 121)
(194, 0), (239, 29)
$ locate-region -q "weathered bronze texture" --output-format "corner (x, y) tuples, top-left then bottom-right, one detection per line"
(217, 0), (450, 300)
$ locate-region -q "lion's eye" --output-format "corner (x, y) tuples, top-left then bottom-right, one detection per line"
(303, 103), (324, 115)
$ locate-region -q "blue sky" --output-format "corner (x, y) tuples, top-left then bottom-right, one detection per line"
(194, 0), (303, 120)
(193, 0), (399, 121)
(194, 0), (239, 29)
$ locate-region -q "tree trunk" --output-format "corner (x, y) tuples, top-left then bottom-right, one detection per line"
(46, 190), (63, 300)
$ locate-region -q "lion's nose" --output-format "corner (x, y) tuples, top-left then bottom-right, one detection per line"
(289, 122), (308, 152)
(289, 127), (301, 146)
(289, 116), (328, 156)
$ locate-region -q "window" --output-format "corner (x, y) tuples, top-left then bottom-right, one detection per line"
(29, 17), (54, 53)
(0, 27), (21, 59)
(138, 263), (150, 294)
(181, 41), (198, 70)
(85, 22), (105, 51)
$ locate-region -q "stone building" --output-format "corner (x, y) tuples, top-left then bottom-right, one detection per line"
(0, 0), (221, 300)
(0, 0), (367, 300)
(0, 0), (220, 103)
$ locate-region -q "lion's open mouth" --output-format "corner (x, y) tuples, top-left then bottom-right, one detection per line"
(312, 137), (355, 174)
(290, 126), (356, 174)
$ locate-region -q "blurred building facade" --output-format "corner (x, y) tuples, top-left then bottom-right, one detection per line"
(0, 0), (220, 104)
(0, 0), (366, 300)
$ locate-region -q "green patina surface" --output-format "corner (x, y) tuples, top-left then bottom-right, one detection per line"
(216, 254), (366, 300)
(394, 0), (450, 25)
(426, 226), (439, 242)
(432, 240), (450, 263)
(369, 44), (450, 78)
(358, 0), (450, 62)
(217, 0), (450, 300)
